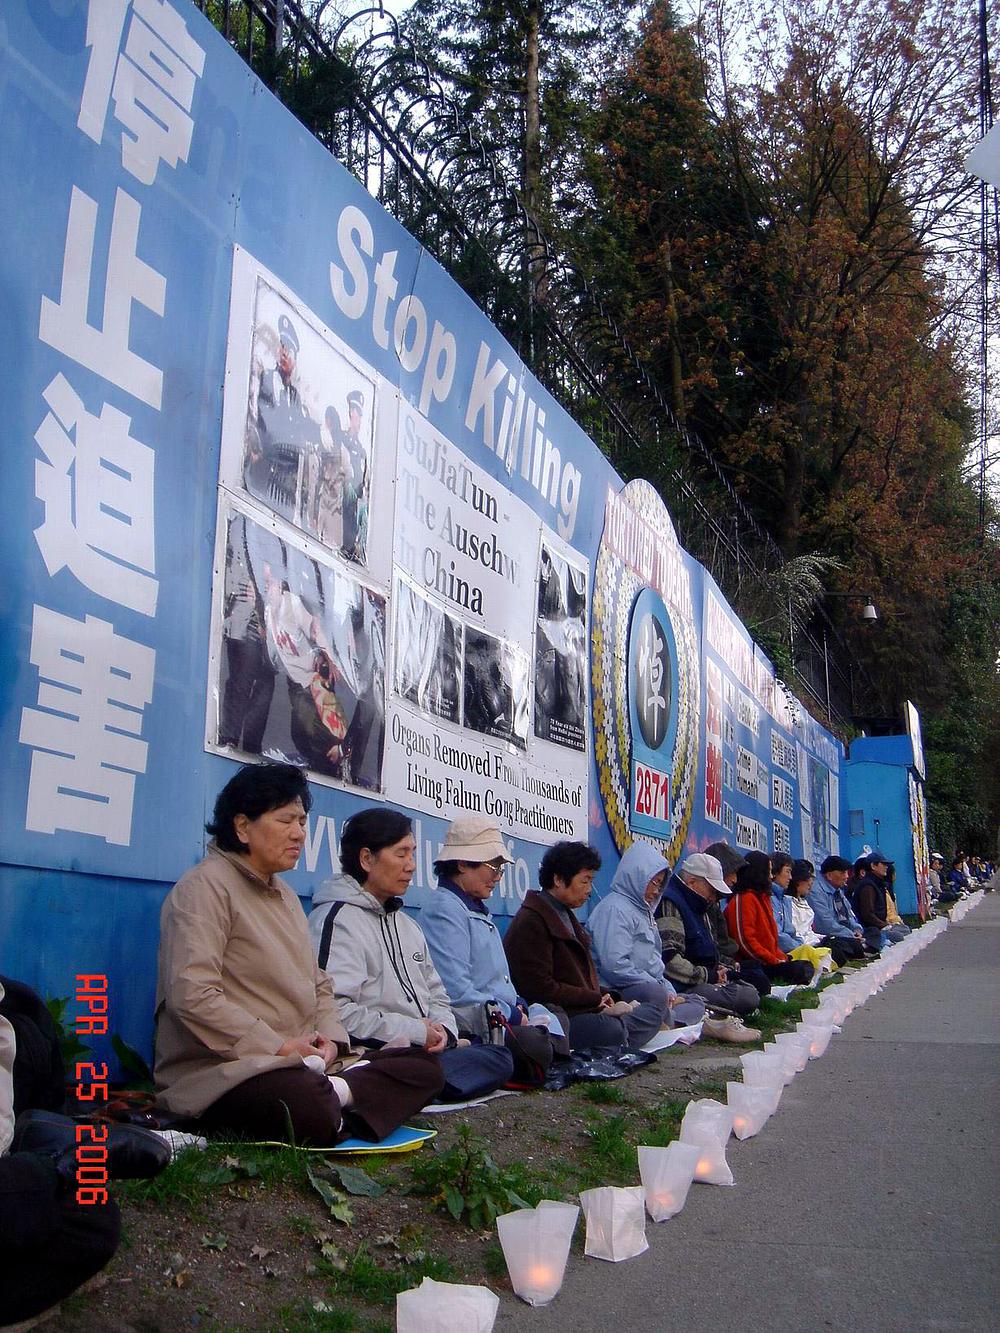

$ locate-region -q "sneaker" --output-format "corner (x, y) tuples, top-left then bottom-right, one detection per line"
(149, 1128), (208, 1160)
(702, 1015), (761, 1044)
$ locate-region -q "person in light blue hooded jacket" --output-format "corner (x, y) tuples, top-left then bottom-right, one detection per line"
(588, 841), (706, 1034)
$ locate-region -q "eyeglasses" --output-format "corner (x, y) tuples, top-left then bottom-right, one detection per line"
(482, 858), (507, 876)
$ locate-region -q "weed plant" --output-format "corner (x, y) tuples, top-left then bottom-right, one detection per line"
(409, 1125), (539, 1227)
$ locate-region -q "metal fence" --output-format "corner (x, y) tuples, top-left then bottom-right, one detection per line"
(195, 0), (877, 730)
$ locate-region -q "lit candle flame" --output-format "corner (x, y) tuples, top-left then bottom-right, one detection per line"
(527, 1264), (555, 1288)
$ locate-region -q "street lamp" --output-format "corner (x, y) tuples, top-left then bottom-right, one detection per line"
(821, 593), (879, 720)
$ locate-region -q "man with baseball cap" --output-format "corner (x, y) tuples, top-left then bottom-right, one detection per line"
(421, 816), (567, 1084)
(928, 852), (944, 904)
(657, 852), (762, 1041)
(852, 850), (894, 951)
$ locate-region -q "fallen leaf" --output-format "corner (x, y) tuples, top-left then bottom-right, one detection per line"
(319, 1241), (346, 1270)
(329, 1163), (385, 1197)
(306, 1163), (355, 1225)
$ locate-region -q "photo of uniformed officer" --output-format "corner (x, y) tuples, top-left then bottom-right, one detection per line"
(533, 543), (588, 751)
(241, 278), (374, 566)
(309, 390), (371, 566)
(244, 312), (318, 524)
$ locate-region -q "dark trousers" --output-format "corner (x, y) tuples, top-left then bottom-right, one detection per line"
(436, 1044), (514, 1101)
(198, 1048), (444, 1144)
(763, 959), (815, 985)
(730, 959), (771, 998)
(823, 935), (865, 966)
(566, 1011), (629, 1053)
(690, 978), (762, 1017)
(288, 680), (344, 777)
(220, 635), (274, 751)
(0, 1152), (121, 1324)
(862, 925), (885, 952)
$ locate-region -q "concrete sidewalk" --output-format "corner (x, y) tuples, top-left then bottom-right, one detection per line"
(497, 895), (1000, 1332)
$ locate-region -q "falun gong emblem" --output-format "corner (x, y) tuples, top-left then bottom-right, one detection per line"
(592, 480), (698, 859)
(628, 589), (678, 839)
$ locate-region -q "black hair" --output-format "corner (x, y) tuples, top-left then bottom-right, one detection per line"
(433, 858), (463, 880)
(789, 859), (814, 894)
(704, 841), (746, 878)
(820, 855), (852, 874)
(206, 763), (311, 853)
(734, 850), (771, 894)
(539, 841), (601, 890)
(770, 851), (793, 877)
(339, 807), (413, 882)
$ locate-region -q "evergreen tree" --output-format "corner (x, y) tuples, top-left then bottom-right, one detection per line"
(403, 1), (642, 239)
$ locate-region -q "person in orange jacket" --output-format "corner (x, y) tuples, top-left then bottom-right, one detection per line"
(724, 851), (814, 985)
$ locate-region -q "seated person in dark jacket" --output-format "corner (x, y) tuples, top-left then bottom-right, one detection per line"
(853, 850), (897, 951)
(0, 978), (169, 1326)
(657, 853), (762, 1039)
(503, 841), (658, 1052)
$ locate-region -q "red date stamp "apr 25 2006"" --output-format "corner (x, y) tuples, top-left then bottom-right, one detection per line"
(73, 974), (110, 1205)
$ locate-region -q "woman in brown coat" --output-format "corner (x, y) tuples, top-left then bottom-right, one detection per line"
(502, 841), (651, 1052)
(154, 764), (442, 1143)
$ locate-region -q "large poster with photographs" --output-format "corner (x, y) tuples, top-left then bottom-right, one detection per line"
(210, 505), (386, 791)
(221, 251), (379, 574)
(383, 401), (590, 843)
(534, 544), (588, 752)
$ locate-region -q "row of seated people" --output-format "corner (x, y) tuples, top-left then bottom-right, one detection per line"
(153, 762), (897, 1147)
(0, 762), (898, 1322)
(3, 761), (920, 1324)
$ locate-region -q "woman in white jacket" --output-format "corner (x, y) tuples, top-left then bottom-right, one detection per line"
(308, 808), (513, 1099)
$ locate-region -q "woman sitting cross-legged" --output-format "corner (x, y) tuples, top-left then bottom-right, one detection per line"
(503, 841), (661, 1053)
(420, 815), (569, 1084)
(308, 808), (514, 1102)
(154, 763), (444, 1145)
(587, 840), (707, 1041)
(724, 851), (815, 987)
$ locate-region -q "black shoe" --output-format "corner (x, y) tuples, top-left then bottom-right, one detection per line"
(12, 1109), (171, 1180)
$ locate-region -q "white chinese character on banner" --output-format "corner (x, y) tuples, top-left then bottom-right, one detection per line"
(19, 606), (156, 846)
(39, 186), (165, 408)
(34, 374), (157, 615)
(78, 0), (206, 186)
(638, 618), (666, 729)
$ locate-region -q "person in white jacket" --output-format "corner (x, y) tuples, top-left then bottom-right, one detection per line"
(309, 808), (512, 1100)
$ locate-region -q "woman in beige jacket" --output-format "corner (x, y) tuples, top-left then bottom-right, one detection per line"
(154, 763), (442, 1143)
